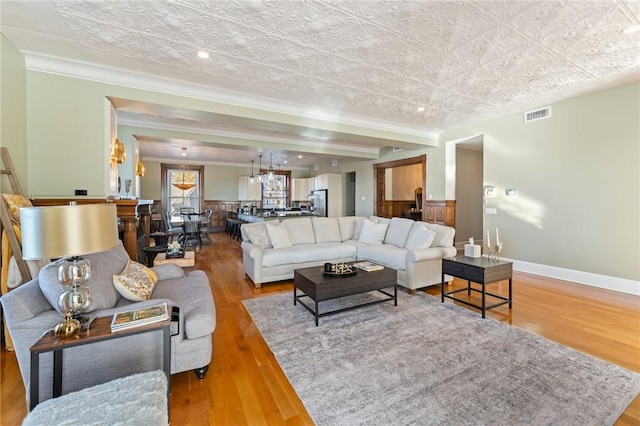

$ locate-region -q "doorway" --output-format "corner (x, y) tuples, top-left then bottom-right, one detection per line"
(373, 155), (426, 220)
(345, 172), (356, 216)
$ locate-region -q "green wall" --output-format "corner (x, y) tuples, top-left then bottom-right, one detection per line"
(0, 35), (28, 194)
(442, 81), (640, 281)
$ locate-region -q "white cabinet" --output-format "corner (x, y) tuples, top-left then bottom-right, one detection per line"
(238, 176), (262, 201)
(315, 174), (328, 190)
(292, 178), (312, 201)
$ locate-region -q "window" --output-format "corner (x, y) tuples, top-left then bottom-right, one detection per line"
(161, 163), (204, 220)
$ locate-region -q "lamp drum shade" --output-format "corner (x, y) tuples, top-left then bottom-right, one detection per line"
(20, 204), (119, 260)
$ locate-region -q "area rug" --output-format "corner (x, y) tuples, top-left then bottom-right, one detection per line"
(243, 291), (640, 425)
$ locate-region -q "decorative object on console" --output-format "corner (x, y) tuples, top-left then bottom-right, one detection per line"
(166, 241), (185, 258)
(20, 203), (119, 337)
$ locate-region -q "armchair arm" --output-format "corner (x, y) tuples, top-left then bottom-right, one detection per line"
(151, 263), (185, 281)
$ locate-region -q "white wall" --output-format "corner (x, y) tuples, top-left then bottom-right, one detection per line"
(442, 81), (640, 284)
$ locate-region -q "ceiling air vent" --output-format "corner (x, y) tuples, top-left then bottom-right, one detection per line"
(524, 106), (551, 123)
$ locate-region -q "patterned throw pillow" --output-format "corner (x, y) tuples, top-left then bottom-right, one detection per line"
(2, 194), (32, 224)
(113, 260), (158, 302)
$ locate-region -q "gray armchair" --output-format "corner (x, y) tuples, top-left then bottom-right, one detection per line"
(0, 242), (216, 406)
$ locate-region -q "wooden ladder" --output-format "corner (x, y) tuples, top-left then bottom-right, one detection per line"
(0, 147), (31, 281)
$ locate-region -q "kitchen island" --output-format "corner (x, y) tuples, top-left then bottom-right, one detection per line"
(238, 211), (317, 223)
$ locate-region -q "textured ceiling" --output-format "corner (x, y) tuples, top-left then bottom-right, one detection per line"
(2, 0), (639, 165)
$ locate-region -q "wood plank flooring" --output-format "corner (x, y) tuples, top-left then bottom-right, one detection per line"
(1, 232), (639, 425)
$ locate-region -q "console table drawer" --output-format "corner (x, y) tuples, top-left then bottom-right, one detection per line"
(442, 260), (484, 283)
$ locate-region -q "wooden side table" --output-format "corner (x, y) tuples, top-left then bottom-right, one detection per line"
(29, 316), (171, 410)
(441, 255), (513, 318)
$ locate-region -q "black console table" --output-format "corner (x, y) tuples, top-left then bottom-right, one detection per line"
(441, 255), (513, 318)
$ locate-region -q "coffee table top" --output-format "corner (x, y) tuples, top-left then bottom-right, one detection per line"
(154, 251), (195, 268)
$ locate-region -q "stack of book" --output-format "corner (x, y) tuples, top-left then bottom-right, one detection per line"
(110, 302), (169, 332)
(353, 261), (384, 272)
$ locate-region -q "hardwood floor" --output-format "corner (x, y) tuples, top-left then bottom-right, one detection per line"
(2, 232), (639, 425)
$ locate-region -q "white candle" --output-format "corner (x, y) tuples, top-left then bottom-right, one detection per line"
(487, 229), (491, 248)
(496, 227), (500, 246)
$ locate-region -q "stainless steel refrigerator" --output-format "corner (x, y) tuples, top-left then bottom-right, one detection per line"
(313, 189), (328, 217)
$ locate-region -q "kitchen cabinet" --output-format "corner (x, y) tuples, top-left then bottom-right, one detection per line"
(292, 178), (313, 201)
(238, 176), (261, 201)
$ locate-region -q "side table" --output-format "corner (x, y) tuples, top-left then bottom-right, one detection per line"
(142, 245), (168, 267)
(29, 316), (171, 410)
(441, 255), (513, 318)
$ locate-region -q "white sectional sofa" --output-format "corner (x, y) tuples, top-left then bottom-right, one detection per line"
(240, 216), (456, 292)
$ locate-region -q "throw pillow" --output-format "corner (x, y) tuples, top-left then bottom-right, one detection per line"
(384, 217), (415, 248)
(405, 225), (437, 251)
(353, 218), (366, 240)
(113, 260), (159, 302)
(358, 219), (388, 245)
(2, 194), (32, 224)
(266, 222), (293, 249)
(243, 223), (272, 250)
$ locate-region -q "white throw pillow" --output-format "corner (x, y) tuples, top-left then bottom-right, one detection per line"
(358, 219), (388, 245)
(243, 223), (272, 250)
(353, 218), (366, 240)
(405, 225), (437, 251)
(384, 217), (415, 248)
(282, 218), (316, 245)
(266, 222), (293, 249)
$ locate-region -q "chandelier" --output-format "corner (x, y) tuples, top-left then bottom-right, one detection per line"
(172, 147), (196, 191)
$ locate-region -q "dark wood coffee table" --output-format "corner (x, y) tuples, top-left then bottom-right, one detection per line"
(293, 262), (397, 326)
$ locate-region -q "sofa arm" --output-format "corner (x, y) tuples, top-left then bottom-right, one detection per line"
(407, 246), (457, 263)
(241, 241), (263, 260)
(0, 279), (54, 325)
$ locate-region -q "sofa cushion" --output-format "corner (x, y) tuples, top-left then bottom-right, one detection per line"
(384, 217), (415, 248)
(356, 242), (407, 270)
(283, 217), (316, 245)
(312, 217), (342, 243)
(405, 224), (437, 251)
(112, 260), (158, 302)
(358, 219), (388, 245)
(266, 222), (292, 249)
(243, 222), (272, 250)
(39, 242), (128, 313)
(262, 242), (357, 267)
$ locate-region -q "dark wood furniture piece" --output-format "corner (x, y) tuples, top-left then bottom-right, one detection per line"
(29, 316), (171, 410)
(441, 255), (513, 318)
(142, 245), (168, 267)
(293, 262), (397, 326)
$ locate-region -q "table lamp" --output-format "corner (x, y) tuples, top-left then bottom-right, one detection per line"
(20, 203), (119, 337)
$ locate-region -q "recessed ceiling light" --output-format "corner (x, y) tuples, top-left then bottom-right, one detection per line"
(197, 50), (210, 59)
(298, 155), (303, 159)
(416, 106), (425, 112)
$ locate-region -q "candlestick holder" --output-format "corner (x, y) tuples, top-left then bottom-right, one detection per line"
(488, 243), (503, 263)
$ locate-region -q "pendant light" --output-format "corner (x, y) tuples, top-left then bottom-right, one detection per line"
(267, 152), (275, 181)
(172, 147), (196, 191)
(257, 155), (264, 182)
(249, 159), (255, 184)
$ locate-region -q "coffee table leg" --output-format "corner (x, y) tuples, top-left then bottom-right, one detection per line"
(441, 272), (445, 303)
(293, 285), (297, 305)
(315, 300), (319, 327)
(30, 352), (39, 410)
(394, 285), (397, 306)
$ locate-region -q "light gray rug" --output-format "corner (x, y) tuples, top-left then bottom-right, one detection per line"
(243, 291), (640, 426)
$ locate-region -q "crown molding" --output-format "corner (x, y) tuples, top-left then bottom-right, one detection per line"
(23, 52), (440, 141)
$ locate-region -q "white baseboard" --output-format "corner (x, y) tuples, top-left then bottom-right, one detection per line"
(504, 258), (640, 296)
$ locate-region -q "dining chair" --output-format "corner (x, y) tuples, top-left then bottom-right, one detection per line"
(200, 210), (213, 244)
(181, 212), (202, 250)
(164, 210), (183, 242)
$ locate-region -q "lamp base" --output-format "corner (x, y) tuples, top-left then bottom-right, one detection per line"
(54, 314), (81, 338)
